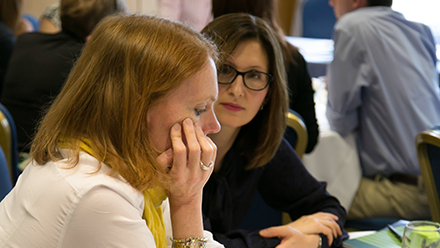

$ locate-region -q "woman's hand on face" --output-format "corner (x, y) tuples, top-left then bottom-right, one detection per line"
(260, 212), (342, 247)
(166, 118), (217, 207)
(259, 225), (320, 248)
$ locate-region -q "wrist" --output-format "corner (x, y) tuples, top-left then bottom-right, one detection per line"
(169, 193), (202, 208)
(169, 199), (204, 239)
(171, 236), (208, 248)
(317, 236), (322, 248)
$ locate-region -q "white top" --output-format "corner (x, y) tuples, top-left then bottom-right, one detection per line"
(0, 150), (224, 248)
(158, 0), (213, 31)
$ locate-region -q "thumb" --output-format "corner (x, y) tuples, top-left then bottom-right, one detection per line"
(260, 225), (302, 239)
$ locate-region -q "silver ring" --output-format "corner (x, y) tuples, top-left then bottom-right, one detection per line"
(200, 160), (213, 171)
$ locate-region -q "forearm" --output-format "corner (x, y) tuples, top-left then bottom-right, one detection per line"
(170, 196), (204, 239)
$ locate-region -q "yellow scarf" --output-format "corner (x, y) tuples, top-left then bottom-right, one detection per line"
(77, 141), (168, 248)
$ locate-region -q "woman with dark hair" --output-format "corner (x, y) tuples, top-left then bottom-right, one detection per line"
(0, 14), (224, 248)
(201, 13), (347, 248)
(212, 0), (319, 153)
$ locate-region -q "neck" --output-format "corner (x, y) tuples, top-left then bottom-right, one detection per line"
(209, 126), (240, 172)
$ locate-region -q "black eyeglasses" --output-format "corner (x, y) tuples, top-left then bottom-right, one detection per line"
(217, 65), (273, 91)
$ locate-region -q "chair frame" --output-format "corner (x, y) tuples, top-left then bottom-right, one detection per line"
(0, 111), (13, 183)
(416, 128), (440, 222)
(286, 110), (308, 158)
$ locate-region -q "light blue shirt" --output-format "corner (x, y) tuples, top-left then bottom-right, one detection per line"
(326, 7), (440, 176)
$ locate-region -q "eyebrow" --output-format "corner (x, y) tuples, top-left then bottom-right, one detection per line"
(195, 95), (217, 104)
(224, 61), (267, 73)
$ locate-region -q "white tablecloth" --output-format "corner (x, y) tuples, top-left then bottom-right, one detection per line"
(285, 36), (334, 65)
(302, 78), (362, 211)
(286, 36), (334, 77)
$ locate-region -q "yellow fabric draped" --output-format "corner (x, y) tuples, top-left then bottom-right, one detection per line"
(77, 140), (168, 248)
(142, 187), (168, 248)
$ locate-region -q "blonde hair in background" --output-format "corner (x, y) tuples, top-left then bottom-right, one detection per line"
(0, 0), (22, 30)
(60, 0), (127, 40)
(31, 14), (218, 191)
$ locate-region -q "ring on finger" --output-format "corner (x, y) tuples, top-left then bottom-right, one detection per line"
(200, 160), (214, 171)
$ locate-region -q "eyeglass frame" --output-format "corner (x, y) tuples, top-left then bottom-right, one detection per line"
(217, 65), (273, 91)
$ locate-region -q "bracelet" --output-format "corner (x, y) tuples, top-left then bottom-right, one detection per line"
(317, 236), (322, 248)
(171, 236), (208, 248)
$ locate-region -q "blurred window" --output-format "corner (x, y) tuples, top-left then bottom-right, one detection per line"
(393, 0), (440, 59)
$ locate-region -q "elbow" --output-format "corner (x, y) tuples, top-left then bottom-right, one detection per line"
(326, 108), (358, 136)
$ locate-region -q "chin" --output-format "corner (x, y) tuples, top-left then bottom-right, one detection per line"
(219, 120), (245, 129)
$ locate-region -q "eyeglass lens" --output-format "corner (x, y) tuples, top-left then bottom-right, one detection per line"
(218, 65), (270, 91)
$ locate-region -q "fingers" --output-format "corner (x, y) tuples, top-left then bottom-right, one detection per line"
(288, 212), (342, 246)
(173, 118), (215, 173)
(260, 225), (302, 239)
(311, 214), (341, 246)
(307, 216), (335, 245)
(274, 234), (320, 248)
(169, 118), (215, 185)
(194, 122), (216, 172)
(205, 137), (217, 171)
(170, 122), (186, 176)
(261, 226), (320, 248)
(313, 219), (334, 245)
(320, 217), (342, 238)
(312, 212), (342, 240)
(168, 119), (207, 206)
(314, 212), (339, 221)
(182, 118), (201, 174)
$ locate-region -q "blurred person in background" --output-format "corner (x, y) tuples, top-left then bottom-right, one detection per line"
(1, 0), (126, 158)
(0, 0), (33, 94)
(39, 2), (61, 34)
(327, 0), (440, 220)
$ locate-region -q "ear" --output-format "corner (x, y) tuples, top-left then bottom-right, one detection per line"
(353, 0), (368, 9)
(262, 96), (270, 106)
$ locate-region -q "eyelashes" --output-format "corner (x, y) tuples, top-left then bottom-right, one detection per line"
(195, 108), (207, 116)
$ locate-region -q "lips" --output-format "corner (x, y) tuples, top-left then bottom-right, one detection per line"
(221, 102), (244, 112)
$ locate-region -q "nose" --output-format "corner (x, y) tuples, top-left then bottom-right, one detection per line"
(227, 75), (246, 96)
(202, 111), (221, 135)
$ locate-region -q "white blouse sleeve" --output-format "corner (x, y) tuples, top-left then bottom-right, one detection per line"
(61, 185), (156, 247)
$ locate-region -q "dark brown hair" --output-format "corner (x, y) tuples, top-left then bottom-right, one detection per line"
(0, 0), (21, 30)
(212, 0), (297, 66)
(367, 0), (392, 7)
(31, 14), (218, 191)
(202, 13), (288, 169)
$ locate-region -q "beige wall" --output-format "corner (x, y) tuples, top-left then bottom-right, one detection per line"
(22, 0), (158, 19)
